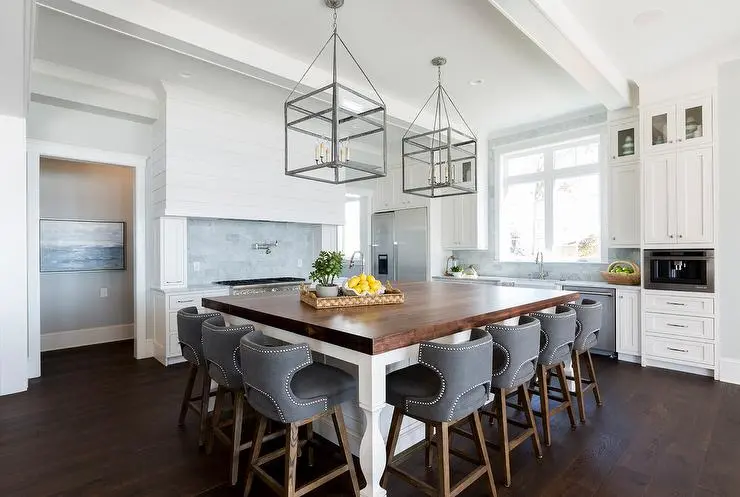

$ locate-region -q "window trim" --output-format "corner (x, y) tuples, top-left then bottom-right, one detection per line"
(492, 126), (607, 263)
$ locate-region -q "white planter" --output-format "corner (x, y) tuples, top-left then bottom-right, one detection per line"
(316, 285), (339, 297)
(451, 272), (463, 278)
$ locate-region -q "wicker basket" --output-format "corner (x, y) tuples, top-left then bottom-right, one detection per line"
(300, 282), (405, 309)
(600, 260), (640, 286)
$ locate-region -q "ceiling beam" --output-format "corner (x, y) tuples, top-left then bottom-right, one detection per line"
(0, 0), (35, 117)
(487, 0), (632, 110)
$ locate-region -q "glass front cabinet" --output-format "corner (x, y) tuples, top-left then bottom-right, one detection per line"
(609, 119), (639, 164)
(643, 95), (713, 154)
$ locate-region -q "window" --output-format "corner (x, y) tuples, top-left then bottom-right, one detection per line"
(338, 194), (363, 256)
(499, 135), (602, 262)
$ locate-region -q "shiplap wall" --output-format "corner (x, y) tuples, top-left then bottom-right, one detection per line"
(157, 82), (345, 225)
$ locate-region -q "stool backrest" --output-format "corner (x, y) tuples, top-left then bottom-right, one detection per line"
(176, 306), (221, 366)
(408, 328), (493, 423)
(568, 299), (603, 352)
(485, 315), (541, 389)
(240, 331), (322, 423)
(201, 316), (254, 390)
(530, 305), (577, 366)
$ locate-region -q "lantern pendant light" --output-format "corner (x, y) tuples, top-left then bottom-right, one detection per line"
(402, 57), (477, 197)
(284, 0), (387, 184)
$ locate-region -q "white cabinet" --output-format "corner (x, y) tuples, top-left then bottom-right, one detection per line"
(440, 194), (487, 250)
(643, 95), (713, 155)
(616, 289), (640, 360)
(675, 147), (714, 244)
(159, 217), (188, 288)
(643, 148), (713, 245)
(373, 167), (426, 212)
(152, 287), (229, 366)
(609, 119), (639, 164)
(608, 162), (640, 246)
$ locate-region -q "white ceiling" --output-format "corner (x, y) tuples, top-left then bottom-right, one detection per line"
(40, 0), (599, 132)
(564, 0), (740, 82)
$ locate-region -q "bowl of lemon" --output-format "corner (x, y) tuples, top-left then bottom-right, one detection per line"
(342, 273), (385, 296)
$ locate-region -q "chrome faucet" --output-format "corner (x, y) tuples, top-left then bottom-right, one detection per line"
(348, 250), (364, 269)
(534, 251), (549, 279)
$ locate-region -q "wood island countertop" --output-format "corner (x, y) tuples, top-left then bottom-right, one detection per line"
(202, 281), (579, 355)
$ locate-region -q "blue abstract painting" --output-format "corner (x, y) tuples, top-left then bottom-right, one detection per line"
(40, 220), (125, 272)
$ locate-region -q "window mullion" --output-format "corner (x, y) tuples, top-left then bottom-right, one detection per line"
(544, 150), (554, 255)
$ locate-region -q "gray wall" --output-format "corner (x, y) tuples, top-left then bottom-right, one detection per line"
(40, 159), (134, 334)
(718, 60), (740, 363)
(188, 218), (322, 285)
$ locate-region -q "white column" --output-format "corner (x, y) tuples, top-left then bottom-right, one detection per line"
(0, 0), (33, 395)
(357, 355), (388, 497)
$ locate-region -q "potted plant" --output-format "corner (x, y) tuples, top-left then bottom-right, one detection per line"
(450, 264), (464, 278)
(309, 251), (344, 297)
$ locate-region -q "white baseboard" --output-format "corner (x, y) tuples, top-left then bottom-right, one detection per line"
(41, 323), (134, 352)
(720, 358), (740, 385)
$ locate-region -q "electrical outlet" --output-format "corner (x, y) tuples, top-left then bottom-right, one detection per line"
(297, 258), (303, 268)
(100, 287), (108, 298)
(193, 261), (201, 272)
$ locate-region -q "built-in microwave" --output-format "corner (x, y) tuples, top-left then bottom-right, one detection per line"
(643, 249), (714, 293)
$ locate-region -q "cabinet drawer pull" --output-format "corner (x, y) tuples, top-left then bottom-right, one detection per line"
(177, 299), (195, 304)
(667, 347), (689, 353)
(665, 301), (685, 306)
(666, 323), (688, 328)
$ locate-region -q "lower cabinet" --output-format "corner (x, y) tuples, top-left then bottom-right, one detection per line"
(151, 287), (229, 366)
(641, 290), (717, 378)
(616, 288), (641, 361)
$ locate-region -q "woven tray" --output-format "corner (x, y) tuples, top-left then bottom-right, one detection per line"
(600, 260), (641, 286)
(300, 283), (405, 309)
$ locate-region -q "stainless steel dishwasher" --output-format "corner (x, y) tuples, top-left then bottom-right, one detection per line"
(561, 285), (616, 358)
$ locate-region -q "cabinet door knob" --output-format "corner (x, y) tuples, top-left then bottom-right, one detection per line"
(619, 295), (624, 299)
(669, 234), (674, 238)
(678, 138), (683, 142)
(612, 236), (616, 241)
(612, 155), (616, 159)
(669, 140), (674, 143)
(679, 234), (683, 238)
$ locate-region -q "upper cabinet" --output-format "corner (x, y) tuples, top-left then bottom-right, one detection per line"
(158, 216), (188, 289)
(608, 162), (640, 246)
(373, 166), (427, 212)
(608, 119), (639, 164)
(440, 194), (487, 250)
(643, 94), (713, 155)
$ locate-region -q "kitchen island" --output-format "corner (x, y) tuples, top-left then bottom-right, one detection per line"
(203, 281), (579, 497)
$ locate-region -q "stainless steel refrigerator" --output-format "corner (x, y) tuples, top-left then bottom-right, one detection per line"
(371, 208), (428, 282)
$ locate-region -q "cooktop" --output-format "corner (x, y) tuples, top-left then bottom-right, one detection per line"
(213, 277), (306, 287)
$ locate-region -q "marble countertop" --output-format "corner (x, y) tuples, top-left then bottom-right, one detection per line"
(151, 284), (230, 294)
(432, 275), (641, 291)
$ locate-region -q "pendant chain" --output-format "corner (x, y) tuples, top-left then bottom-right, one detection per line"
(333, 8), (338, 33)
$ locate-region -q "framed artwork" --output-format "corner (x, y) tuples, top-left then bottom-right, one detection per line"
(40, 219), (126, 272)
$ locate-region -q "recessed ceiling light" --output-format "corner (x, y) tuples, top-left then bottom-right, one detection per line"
(469, 79), (485, 86)
(179, 71), (193, 79)
(633, 9), (665, 27)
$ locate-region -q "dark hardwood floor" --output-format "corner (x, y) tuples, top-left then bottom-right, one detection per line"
(1, 340), (739, 496)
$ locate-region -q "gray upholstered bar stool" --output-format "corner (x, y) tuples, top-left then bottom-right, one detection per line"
(202, 316), (256, 486)
(240, 330), (360, 497)
(382, 329), (498, 497)
(528, 306), (578, 446)
(176, 306), (222, 447)
(480, 316), (543, 487)
(567, 299), (604, 423)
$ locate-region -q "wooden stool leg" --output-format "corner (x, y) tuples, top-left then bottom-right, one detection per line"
(520, 385), (542, 459)
(207, 386), (225, 455)
(586, 350), (603, 406)
(332, 406), (361, 497)
(243, 415), (267, 497)
(230, 391), (245, 486)
(437, 422), (451, 497)
(284, 423), (299, 497)
(572, 351), (586, 423)
(488, 392), (498, 426)
(470, 411), (498, 497)
(179, 363), (198, 427)
(198, 367), (212, 447)
(556, 364), (577, 429)
(538, 365), (552, 447)
(424, 424), (433, 469)
(496, 388), (512, 487)
(306, 421), (315, 467)
(381, 407), (403, 488)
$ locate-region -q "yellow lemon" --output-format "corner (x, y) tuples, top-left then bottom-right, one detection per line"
(360, 273), (367, 282)
(367, 274), (376, 284)
(348, 276), (360, 288)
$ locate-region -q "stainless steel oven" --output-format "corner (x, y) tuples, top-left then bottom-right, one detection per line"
(644, 249), (714, 293)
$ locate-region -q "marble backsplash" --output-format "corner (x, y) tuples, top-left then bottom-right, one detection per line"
(452, 248), (641, 281)
(187, 218), (322, 285)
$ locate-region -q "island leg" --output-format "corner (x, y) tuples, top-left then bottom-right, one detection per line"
(358, 355), (388, 497)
